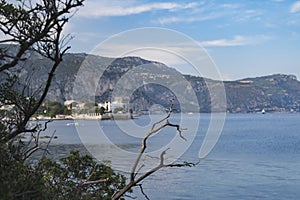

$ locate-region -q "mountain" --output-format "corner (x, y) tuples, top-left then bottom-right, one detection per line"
(3, 48), (300, 113)
(225, 74), (300, 113)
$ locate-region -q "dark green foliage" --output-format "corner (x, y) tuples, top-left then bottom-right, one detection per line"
(37, 101), (70, 117)
(0, 0), (130, 199)
(98, 106), (106, 115)
(0, 148), (128, 200)
(0, 145), (46, 200)
(38, 151), (128, 200)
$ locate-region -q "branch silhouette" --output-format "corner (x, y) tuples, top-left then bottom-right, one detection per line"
(111, 102), (197, 200)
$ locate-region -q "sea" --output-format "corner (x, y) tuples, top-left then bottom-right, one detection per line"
(38, 113), (300, 200)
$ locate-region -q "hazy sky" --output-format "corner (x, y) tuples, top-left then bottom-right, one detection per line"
(66, 0), (300, 80)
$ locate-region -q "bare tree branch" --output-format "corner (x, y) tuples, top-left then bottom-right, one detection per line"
(42, 129), (56, 158)
(82, 178), (109, 185)
(111, 102), (197, 200)
(0, 0), (84, 145)
(22, 120), (53, 160)
(137, 184), (150, 200)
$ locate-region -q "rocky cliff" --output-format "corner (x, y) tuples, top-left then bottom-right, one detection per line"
(4, 49), (300, 113)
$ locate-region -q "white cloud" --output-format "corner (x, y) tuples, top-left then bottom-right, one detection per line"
(290, 1), (300, 13)
(158, 13), (220, 25)
(77, 1), (198, 18)
(200, 35), (271, 47)
(220, 3), (242, 9)
(157, 3), (253, 25)
(234, 9), (263, 22)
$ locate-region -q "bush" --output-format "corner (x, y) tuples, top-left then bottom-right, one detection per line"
(0, 148), (128, 200)
(0, 146), (45, 200)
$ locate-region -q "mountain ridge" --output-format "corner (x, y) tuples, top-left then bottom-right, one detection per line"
(1, 45), (300, 113)
(45, 53), (300, 113)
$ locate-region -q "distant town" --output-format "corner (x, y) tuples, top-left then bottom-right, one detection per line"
(32, 99), (134, 120)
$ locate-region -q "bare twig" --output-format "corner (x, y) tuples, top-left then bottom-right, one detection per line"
(137, 184), (150, 200)
(111, 102), (196, 200)
(82, 178), (109, 185)
(23, 120), (53, 160)
(41, 130), (56, 158)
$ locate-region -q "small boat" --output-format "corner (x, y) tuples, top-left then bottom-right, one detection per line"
(261, 109), (266, 114)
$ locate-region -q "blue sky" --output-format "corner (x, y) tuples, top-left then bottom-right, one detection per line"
(66, 0), (300, 80)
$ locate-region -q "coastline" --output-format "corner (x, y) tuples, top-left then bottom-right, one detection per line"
(30, 111), (300, 122)
(32, 113), (135, 121)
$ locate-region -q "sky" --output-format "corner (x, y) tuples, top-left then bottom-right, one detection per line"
(65, 0), (300, 80)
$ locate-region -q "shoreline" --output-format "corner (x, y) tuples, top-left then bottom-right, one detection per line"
(31, 111), (300, 121)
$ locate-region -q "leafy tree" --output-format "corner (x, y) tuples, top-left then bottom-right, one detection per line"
(0, 0), (84, 143)
(98, 106), (106, 115)
(0, 148), (128, 200)
(0, 1), (195, 200)
(38, 151), (128, 200)
(0, 145), (46, 200)
(0, 1), (129, 200)
(36, 101), (70, 117)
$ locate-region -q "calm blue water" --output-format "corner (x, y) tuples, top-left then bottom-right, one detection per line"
(41, 114), (300, 199)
